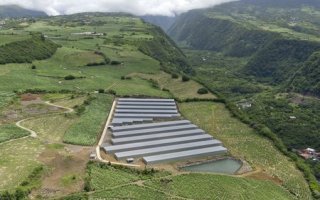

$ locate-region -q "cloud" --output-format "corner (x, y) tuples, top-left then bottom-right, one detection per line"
(0, 0), (235, 16)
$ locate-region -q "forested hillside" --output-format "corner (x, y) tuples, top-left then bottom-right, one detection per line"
(168, 0), (320, 93)
(0, 5), (47, 18)
(163, 0), (320, 197)
(138, 25), (192, 74)
(292, 52), (320, 96)
(0, 34), (60, 64)
(142, 15), (176, 31)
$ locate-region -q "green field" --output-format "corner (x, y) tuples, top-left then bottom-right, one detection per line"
(63, 162), (295, 200)
(63, 94), (113, 146)
(130, 71), (216, 100)
(179, 102), (311, 199)
(0, 34), (31, 46)
(0, 12), (315, 199)
(0, 138), (44, 191)
(0, 124), (29, 143)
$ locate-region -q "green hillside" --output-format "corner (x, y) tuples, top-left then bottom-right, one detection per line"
(245, 39), (320, 83)
(168, 0), (320, 86)
(0, 5), (47, 18)
(0, 34), (60, 64)
(166, 0), (320, 197)
(0, 12), (314, 200)
(292, 51), (320, 96)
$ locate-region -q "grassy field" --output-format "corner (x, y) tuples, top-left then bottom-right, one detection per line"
(145, 174), (294, 200)
(21, 115), (76, 143)
(63, 162), (295, 200)
(0, 34), (31, 46)
(0, 138), (44, 191)
(0, 124), (30, 143)
(179, 102), (312, 199)
(63, 94), (113, 146)
(130, 71), (216, 100)
(0, 92), (16, 110)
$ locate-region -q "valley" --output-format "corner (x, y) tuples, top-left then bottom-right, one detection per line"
(0, 1), (319, 199)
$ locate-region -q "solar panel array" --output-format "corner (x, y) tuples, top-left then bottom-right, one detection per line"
(111, 98), (180, 126)
(103, 98), (228, 164)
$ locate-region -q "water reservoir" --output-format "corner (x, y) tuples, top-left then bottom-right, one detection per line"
(181, 159), (242, 174)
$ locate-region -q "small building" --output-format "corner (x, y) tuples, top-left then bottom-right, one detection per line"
(299, 148), (318, 160)
(237, 99), (252, 109)
(89, 152), (97, 160)
(306, 148), (316, 154)
(289, 116), (297, 120)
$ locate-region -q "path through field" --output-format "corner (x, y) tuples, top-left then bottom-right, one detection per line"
(15, 101), (74, 139)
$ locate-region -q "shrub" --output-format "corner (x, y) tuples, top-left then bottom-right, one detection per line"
(110, 60), (122, 65)
(31, 65), (36, 69)
(107, 89), (116, 95)
(64, 75), (76, 80)
(197, 88), (209, 95)
(171, 73), (179, 79)
(182, 75), (190, 82)
(98, 89), (105, 93)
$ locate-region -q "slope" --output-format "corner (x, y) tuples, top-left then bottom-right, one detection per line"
(0, 5), (47, 18)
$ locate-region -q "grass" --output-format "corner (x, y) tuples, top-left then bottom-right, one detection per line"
(0, 138), (44, 191)
(0, 34), (31, 46)
(68, 162), (295, 199)
(179, 102), (312, 199)
(89, 164), (145, 190)
(130, 71), (216, 100)
(145, 174), (294, 200)
(21, 115), (76, 143)
(90, 185), (169, 200)
(0, 91), (16, 110)
(63, 94), (113, 146)
(0, 124), (30, 143)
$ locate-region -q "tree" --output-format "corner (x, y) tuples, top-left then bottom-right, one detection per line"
(64, 75), (76, 80)
(182, 75), (190, 82)
(197, 88), (209, 94)
(171, 73), (179, 79)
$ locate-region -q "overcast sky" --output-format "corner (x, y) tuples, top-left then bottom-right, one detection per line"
(0, 0), (235, 16)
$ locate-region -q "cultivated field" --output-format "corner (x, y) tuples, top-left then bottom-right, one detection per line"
(0, 14), (313, 199)
(179, 102), (312, 199)
(65, 162), (295, 200)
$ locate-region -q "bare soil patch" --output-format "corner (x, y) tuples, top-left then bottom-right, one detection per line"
(31, 146), (92, 199)
(20, 93), (41, 103)
(246, 171), (283, 185)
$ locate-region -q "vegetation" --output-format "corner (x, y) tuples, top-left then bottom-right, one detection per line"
(0, 138), (44, 192)
(0, 124), (30, 143)
(245, 39), (320, 83)
(130, 72), (216, 100)
(63, 161), (296, 199)
(0, 34), (59, 64)
(138, 25), (193, 74)
(197, 87), (209, 95)
(63, 94), (113, 146)
(64, 75), (76, 80)
(179, 102), (312, 199)
(169, 0), (320, 196)
(292, 51), (320, 97)
(171, 73), (178, 79)
(182, 75), (190, 82)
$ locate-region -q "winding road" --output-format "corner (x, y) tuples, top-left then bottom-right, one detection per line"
(15, 101), (74, 139)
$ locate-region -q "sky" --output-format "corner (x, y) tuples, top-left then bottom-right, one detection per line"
(0, 0), (235, 16)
